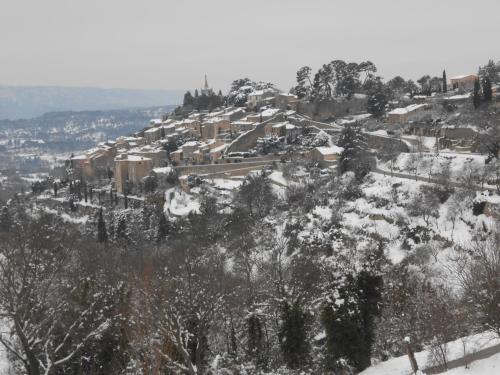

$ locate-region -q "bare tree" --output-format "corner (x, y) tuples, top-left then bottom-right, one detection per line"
(405, 153), (421, 181)
(0, 212), (110, 375)
(453, 227), (500, 337)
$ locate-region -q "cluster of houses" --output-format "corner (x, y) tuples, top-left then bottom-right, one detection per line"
(66, 81), (309, 193)
(65, 72), (497, 194)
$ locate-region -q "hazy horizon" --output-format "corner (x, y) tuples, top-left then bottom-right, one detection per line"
(1, 0), (499, 93)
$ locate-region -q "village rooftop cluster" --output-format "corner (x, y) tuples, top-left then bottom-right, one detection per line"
(67, 71), (499, 195)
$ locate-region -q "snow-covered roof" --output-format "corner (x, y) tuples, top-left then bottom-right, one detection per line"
(144, 127), (161, 133)
(316, 146), (343, 155)
(447, 93), (471, 100)
(71, 155), (87, 160)
(182, 141), (200, 148)
(232, 120), (255, 125)
(272, 122), (286, 129)
(204, 117), (226, 124)
(261, 108), (281, 117)
(450, 74), (477, 80)
(388, 104), (427, 115)
(127, 155), (152, 162)
(116, 154), (152, 162)
(153, 167), (173, 175)
(210, 144), (227, 153)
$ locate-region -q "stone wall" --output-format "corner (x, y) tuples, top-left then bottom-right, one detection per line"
(366, 134), (409, 152)
(297, 98), (368, 121)
(174, 159), (279, 176)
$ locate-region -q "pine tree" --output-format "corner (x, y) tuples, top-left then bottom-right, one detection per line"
(338, 123), (369, 178)
(279, 300), (310, 369)
(97, 208), (108, 243)
(473, 78), (482, 109)
(442, 70), (447, 93)
(367, 79), (388, 117)
(483, 76), (493, 102)
(183, 91), (194, 106)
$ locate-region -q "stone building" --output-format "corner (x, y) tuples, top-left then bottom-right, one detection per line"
(201, 118), (231, 139)
(144, 127), (162, 144)
(387, 104), (428, 124)
(114, 154), (153, 193)
(306, 146), (343, 163)
(450, 74), (478, 91)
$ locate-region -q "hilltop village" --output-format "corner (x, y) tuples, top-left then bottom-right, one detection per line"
(65, 71), (499, 200)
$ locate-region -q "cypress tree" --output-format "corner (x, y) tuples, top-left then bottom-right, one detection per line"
(483, 76), (493, 102)
(83, 182), (88, 202)
(229, 321), (238, 358)
(321, 274), (364, 372)
(442, 70), (447, 93)
(97, 208), (108, 243)
(115, 216), (127, 241)
(156, 212), (170, 243)
(247, 314), (266, 369)
(279, 300), (310, 369)
(0, 206), (11, 232)
(473, 78), (482, 109)
(356, 269), (384, 370)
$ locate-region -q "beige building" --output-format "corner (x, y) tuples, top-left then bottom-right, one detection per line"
(275, 93), (299, 110)
(247, 108), (281, 123)
(170, 149), (183, 164)
(129, 146), (167, 168)
(387, 104), (428, 124)
(221, 107), (246, 122)
(116, 136), (145, 149)
(247, 89), (275, 109)
(69, 146), (115, 180)
(114, 154), (153, 193)
(144, 127), (162, 144)
(201, 118), (231, 139)
(271, 122), (300, 143)
(231, 120), (257, 132)
(306, 146), (343, 163)
(450, 74), (478, 91)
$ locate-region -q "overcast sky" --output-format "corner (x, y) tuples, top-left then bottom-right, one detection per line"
(1, 0), (499, 93)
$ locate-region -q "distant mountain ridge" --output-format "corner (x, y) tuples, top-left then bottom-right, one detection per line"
(0, 85), (184, 120)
